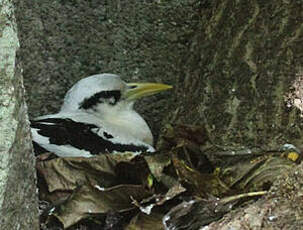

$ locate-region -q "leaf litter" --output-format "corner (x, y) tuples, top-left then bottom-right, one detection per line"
(37, 124), (300, 229)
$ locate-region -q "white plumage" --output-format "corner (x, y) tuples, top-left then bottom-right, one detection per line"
(31, 73), (172, 157)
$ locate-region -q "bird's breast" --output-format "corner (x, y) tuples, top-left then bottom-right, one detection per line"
(101, 110), (153, 146)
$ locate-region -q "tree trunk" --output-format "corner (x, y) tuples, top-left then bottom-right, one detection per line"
(163, 1), (303, 153)
(0, 0), (39, 229)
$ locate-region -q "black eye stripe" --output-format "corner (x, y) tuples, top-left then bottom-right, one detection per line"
(79, 90), (121, 109)
(103, 131), (113, 139)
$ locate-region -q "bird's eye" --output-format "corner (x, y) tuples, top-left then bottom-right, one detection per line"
(108, 97), (116, 105)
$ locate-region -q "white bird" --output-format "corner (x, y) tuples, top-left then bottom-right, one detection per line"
(31, 73), (172, 157)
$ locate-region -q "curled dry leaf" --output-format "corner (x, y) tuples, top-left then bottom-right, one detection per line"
(37, 153), (157, 228)
(218, 154), (295, 191)
(126, 212), (165, 230)
(54, 182), (154, 229)
(37, 151), (179, 228)
(163, 191), (267, 230)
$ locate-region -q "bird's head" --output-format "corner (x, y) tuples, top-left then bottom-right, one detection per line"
(60, 74), (172, 116)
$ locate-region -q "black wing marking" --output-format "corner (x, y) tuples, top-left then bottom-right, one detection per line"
(32, 141), (49, 155)
(31, 118), (149, 155)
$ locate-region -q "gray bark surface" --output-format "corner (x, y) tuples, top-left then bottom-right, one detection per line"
(0, 0), (39, 229)
(165, 1), (303, 152)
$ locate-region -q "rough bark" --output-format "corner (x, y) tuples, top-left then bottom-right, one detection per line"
(0, 0), (39, 229)
(165, 1), (303, 153)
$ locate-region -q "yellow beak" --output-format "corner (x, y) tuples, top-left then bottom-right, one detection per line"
(125, 82), (172, 100)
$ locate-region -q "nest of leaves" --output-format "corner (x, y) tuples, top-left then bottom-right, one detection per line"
(37, 124), (300, 230)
